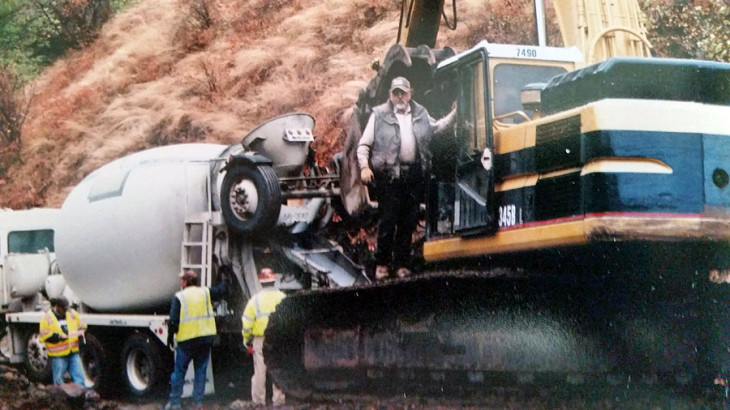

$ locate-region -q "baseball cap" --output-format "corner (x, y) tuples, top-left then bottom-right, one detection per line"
(389, 77), (411, 93)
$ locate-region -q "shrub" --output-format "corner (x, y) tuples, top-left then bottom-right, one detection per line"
(28, 0), (114, 62)
(0, 65), (32, 174)
(176, 0), (219, 52)
(643, 0), (730, 62)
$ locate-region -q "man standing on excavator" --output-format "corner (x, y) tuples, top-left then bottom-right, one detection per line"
(357, 76), (456, 281)
(242, 268), (286, 406)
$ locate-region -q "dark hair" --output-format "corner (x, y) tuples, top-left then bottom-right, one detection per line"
(181, 269), (200, 286)
(50, 297), (69, 310)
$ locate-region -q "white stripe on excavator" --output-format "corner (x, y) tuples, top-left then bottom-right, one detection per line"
(495, 158), (672, 192)
(496, 99), (730, 154)
(584, 99), (730, 135)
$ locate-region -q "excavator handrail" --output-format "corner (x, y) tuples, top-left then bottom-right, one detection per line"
(441, 0), (457, 30)
(588, 26), (654, 64)
(493, 110), (532, 130)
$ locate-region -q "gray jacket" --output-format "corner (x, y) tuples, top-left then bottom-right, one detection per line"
(367, 100), (434, 179)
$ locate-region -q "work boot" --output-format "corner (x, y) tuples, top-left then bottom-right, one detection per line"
(396, 267), (411, 278)
(375, 265), (389, 281)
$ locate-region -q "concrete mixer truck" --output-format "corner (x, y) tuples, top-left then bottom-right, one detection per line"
(0, 113), (368, 397)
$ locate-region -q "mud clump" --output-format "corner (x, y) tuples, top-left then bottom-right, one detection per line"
(0, 364), (107, 410)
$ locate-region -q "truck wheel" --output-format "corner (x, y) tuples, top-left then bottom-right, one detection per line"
(120, 333), (168, 397)
(79, 333), (106, 390)
(221, 164), (282, 235)
(24, 331), (52, 383)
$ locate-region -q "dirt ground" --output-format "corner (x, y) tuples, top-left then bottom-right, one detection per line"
(2, 362), (728, 409)
(0, 362), (266, 410)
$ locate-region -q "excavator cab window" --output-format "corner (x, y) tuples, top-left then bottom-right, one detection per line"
(460, 59), (489, 153)
(492, 63), (566, 125)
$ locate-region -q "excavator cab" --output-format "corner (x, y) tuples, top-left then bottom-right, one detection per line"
(425, 42), (581, 239)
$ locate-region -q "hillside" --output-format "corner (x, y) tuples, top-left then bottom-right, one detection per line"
(4, 0), (533, 209)
(6, 0), (725, 209)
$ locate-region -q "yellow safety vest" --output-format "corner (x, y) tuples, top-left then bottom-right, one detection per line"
(242, 289), (285, 344)
(39, 309), (86, 357)
(175, 286), (216, 342)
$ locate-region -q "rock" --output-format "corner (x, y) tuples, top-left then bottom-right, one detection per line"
(28, 384), (69, 409)
(44, 383), (88, 408)
(83, 389), (101, 409)
(28, 384), (50, 401)
(228, 399), (257, 408)
(59, 382), (85, 398)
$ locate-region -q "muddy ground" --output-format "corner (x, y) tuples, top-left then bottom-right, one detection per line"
(2, 362), (728, 410)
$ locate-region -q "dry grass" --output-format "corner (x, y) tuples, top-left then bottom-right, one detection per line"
(5, 0), (541, 208)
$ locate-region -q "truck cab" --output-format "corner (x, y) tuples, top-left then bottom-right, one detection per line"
(0, 208), (58, 315)
(0, 208), (59, 382)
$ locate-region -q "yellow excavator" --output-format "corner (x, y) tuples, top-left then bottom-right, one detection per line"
(265, 0), (730, 400)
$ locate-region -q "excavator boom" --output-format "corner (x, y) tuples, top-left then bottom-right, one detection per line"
(397, 0), (654, 62)
(553, 0), (653, 64)
(397, 0), (446, 48)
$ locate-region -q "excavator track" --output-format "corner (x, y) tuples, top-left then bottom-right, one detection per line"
(265, 247), (730, 403)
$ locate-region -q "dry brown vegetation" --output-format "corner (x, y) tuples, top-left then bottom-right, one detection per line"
(4, 0), (552, 208)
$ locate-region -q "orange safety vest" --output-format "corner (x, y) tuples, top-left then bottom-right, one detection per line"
(39, 309), (87, 357)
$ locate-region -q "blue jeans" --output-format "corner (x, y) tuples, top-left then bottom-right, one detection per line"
(168, 342), (211, 405)
(51, 352), (86, 386)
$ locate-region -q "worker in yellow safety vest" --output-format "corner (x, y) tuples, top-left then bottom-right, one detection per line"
(39, 296), (88, 386)
(242, 267), (286, 406)
(164, 269), (226, 410)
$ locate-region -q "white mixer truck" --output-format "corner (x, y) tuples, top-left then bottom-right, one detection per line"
(0, 113), (367, 397)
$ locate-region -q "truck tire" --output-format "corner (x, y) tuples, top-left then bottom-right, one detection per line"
(24, 331), (52, 383)
(79, 333), (107, 391)
(120, 333), (168, 397)
(221, 164), (282, 235)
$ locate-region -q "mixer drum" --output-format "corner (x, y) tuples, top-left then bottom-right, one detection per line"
(55, 144), (228, 312)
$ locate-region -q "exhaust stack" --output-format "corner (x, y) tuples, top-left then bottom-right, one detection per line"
(534, 0), (547, 46)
